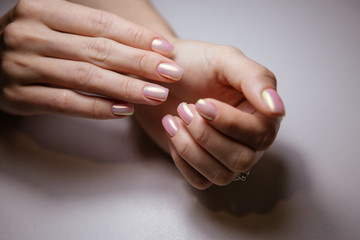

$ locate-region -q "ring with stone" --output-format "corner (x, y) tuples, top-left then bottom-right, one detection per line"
(233, 170), (251, 182)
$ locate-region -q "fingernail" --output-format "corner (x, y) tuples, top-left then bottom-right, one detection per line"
(195, 99), (216, 121)
(262, 88), (285, 114)
(112, 104), (134, 116)
(151, 39), (174, 56)
(162, 115), (179, 137)
(177, 102), (194, 125)
(157, 63), (183, 81)
(143, 85), (169, 102)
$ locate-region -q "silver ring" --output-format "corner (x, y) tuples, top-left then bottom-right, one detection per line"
(233, 170), (251, 182)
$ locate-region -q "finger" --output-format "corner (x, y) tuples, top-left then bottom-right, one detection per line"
(0, 7), (15, 33)
(177, 103), (258, 173)
(15, 0), (174, 56)
(162, 115), (236, 186)
(37, 31), (183, 82)
(168, 140), (213, 190)
(2, 85), (133, 119)
(8, 55), (169, 105)
(219, 47), (285, 116)
(193, 98), (281, 151)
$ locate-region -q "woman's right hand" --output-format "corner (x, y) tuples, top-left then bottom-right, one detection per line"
(0, 0), (183, 118)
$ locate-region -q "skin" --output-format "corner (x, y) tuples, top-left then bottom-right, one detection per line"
(0, 0), (178, 118)
(0, 0), (285, 189)
(135, 40), (284, 189)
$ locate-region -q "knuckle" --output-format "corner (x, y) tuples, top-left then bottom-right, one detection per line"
(87, 37), (112, 63)
(221, 118), (239, 138)
(212, 169), (234, 186)
(191, 178), (212, 190)
(251, 65), (277, 84)
(3, 21), (45, 49)
(15, 0), (43, 18)
(254, 125), (278, 150)
(87, 11), (113, 36)
(192, 124), (210, 147)
(129, 27), (146, 46)
(224, 45), (244, 55)
(230, 149), (255, 172)
(89, 98), (102, 118)
(50, 90), (74, 113)
(132, 52), (152, 75)
(118, 77), (135, 100)
(176, 141), (194, 161)
(1, 52), (14, 75)
(2, 84), (20, 102)
(251, 65), (270, 79)
(72, 63), (97, 88)
(2, 23), (21, 47)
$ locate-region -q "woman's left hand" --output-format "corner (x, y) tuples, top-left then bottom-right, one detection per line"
(136, 40), (285, 189)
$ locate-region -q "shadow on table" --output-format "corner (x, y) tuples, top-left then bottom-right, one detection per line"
(189, 141), (310, 217)
(0, 113), (173, 197)
(1, 113), (165, 163)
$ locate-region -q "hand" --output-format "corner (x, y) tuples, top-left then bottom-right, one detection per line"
(0, 0), (183, 118)
(135, 40), (285, 189)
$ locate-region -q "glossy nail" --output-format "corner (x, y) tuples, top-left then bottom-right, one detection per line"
(262, 88), (285, 114)
(151, 39), (174, 56)
(157, 63), (184, 81)
(177, 102), (194, 125)
(112, 104), (134, 116)
(162, 115), (179, 137)
(143, 85), (169, 102)
(195, 99), (216, 121)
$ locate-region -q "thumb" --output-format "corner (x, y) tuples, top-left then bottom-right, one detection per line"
(219, 47), (285, 117)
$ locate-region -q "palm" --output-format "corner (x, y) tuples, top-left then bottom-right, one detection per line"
(166, 40), (244, 106)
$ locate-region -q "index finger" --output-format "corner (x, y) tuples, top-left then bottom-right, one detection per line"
(218, 47), (285, 117)
(15, 0), (173, 56)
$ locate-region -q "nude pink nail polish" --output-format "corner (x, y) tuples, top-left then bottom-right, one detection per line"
(177, 102), (194, 125)
(143, 85), (169, 102)
(151, 39), (174, 56)
(112, 104), (134, 116)
(262, 88), (285, 114)
(157, 63), (184, 81)
(195, 99), (216, 121)
(162, 115), (179, 137)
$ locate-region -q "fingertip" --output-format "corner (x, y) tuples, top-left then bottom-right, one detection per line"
(177, 102), (195, 125)
(151, 38), (174, 57)
(162, 114), (180, 138)
(261, 88), (286, 116)
(157, 63), (184, 81)
(111, 103), (134, 116)
(143, 85), (169, 103)
(195, 99), (217, 121)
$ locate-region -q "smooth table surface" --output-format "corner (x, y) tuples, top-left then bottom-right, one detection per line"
(1, 0), (360, 239)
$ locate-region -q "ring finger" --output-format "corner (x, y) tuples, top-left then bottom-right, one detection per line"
(5, 54), (170, 105)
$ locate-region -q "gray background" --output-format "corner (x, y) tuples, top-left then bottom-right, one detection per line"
(1, 0), (360, 239)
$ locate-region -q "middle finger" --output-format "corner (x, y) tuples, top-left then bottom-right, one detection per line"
(25, 27), (183, 82)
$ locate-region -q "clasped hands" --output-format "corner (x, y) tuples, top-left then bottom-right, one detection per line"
(0, 0), (285, 189)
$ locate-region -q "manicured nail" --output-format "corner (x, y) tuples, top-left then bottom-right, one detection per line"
(162, 115), (179, 137)
(195, 99), (216, 121)
(177, 102), (194, 125)
(262, 88), (285, 114)
(112, 104), (134, 116)
(151, 39), (174, 56)
(157, 63), (183, 81)
(143, 85), (169, 102)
